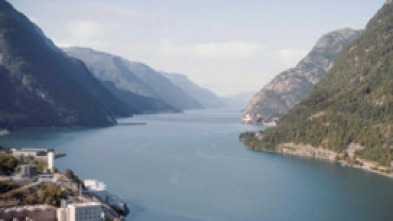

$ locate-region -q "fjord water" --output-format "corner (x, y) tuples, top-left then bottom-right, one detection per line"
(2, 110), (393, 221)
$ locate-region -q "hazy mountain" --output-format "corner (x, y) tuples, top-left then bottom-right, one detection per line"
(243, 0), (393, 167)
(243, 28), (362, 118)
(101, 81), (180, 114)
(64, 47), (203, 110)
(161, 72), (224, 109)
(0, 1), (134, 128)
(223, 92), (256, 111)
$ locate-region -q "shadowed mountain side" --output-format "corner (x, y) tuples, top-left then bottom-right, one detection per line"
(0, 1), (134, 128)
(102, 81), (181, 114)
(64, 47), (203, 111)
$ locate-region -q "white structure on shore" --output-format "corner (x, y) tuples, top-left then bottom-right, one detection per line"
(242, 114), (253, 123)
(11, 148), (56, 172)
(57, 202), (102, 221)
(84, 180), (107, 192)
(84, 179), (129, 217)
(84, 179), (107, 201)
(48, 151), (55, 172)
(11, 148), (48, 158)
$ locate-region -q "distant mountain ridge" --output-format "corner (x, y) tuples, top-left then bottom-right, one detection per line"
(243, 28), (362, 118)
(161, 72), (224, 109)
(0, 0), (134, 128)
(64, 47), (203, 111)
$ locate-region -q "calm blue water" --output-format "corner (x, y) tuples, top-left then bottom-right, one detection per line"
(1, 110), (393, 221)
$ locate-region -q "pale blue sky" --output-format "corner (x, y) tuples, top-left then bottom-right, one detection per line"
(9, 0), (386, 96)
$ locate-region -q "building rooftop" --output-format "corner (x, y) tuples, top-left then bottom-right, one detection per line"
(12, 148), (49, 153)
(84, 179), (107, 191)
(68, 202), (102, 207)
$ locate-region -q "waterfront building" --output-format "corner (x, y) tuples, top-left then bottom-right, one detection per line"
(242, 114), (253, 123)
(11, 148), (49, 158)
(84, 179), (107, 200)
(84, 179), (129, 217)
(84, 180), (107, 192)
(48, 151), (55, 171)
(57, 202), (103, 221)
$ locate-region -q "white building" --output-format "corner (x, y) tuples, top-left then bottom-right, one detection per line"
(84, 180), (107, 192)
(242, 114), (253, 123)
(48, 151), (55, 171)
(57, 202), (102, 221)
(84, 180), (107, 201)
(12, 148), (48, 158)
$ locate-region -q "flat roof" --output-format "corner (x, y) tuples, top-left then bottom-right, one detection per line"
(69, 202), (102, 207)
(12, 148), (49, 152)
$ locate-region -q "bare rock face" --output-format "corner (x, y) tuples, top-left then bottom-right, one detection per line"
(243, 28), (362, 118)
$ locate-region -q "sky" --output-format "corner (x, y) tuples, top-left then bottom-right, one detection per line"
(9, 0), (386, 96)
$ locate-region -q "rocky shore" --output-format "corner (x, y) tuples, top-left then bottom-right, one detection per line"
(244, 138), (393, 178)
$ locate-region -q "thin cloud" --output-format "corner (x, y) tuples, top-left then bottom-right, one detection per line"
(193, 42), (264, 60)
(67, 20), (101, 42)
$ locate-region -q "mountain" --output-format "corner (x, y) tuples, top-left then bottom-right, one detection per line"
(161, 72), (224, 109)
(63, 47), (203, 110)
(223, 92), (256, 111)
(101, 81), (179, 114)
(243, 28), (362, 119)
(241, 1), (393, 169)
(0, 0), (134, 128)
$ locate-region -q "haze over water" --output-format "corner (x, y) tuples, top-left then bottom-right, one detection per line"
(1, 110), (393, 221)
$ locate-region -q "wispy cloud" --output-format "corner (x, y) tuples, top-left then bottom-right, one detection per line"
(54, 20), (112, 49)
(67, 20), (102, 42)
(193, 42), (264, 60)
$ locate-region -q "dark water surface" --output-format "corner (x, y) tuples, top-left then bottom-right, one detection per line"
(1, 110), (393, 221)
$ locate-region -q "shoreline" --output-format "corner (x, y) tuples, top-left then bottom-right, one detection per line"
(245, 142), (393, 179)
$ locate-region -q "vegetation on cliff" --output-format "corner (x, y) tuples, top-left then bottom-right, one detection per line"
(243, 29), (361, 118)
(242, 1), (393, 167)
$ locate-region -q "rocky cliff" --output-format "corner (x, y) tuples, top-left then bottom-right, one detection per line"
(243, 28), (362, 118)
(242, 0), (393, 171)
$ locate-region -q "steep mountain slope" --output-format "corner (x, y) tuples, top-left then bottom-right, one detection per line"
(0, 0), (133, 128)
(62, 47), (179, 114)
(243, 28), (362, 118)
(64, 47), (203, 110)
(101, 81), (180, 114)
(242, 1), (393, 168)
(161, 72), (224, 109)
